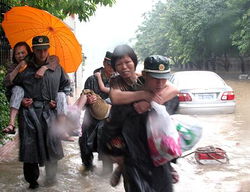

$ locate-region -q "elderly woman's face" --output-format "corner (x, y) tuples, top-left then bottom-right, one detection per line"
(14, 45), (28, 63)
(115, 55), (135, 79)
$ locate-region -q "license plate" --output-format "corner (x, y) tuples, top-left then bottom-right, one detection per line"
(198, 94), (215, 100)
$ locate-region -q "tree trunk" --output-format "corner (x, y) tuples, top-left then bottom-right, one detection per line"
(211, 56), (216, 71)
(224, 52), (230, 71)
(188, 61), (193, 69)
(238, 54), (245, 73)
(198, 60), (203, 70)
(204, 59), (209, 70)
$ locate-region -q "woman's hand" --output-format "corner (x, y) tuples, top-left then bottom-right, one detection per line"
(133, 100), (151, 114)
(141, 90), (154, 102)
(152, 90), (165, 104)
(94, 72), (101, 78)
(35, 65), (48, 78)
(18, 61), (28, 73)
(49, 100), (57, 109)
(152, 82), (179, 104)
(86, 94), (97, 104)
(21, 98), (33, 108)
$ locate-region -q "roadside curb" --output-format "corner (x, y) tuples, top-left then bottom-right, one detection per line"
(0, 134), (19, 162)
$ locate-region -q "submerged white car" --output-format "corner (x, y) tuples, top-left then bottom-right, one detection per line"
(169, 71), (236, 114)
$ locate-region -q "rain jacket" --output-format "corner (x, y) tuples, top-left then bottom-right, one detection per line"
(13, 55), (70, 165)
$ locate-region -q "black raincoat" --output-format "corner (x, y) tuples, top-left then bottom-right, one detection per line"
(102, 104), (173, 192)
(13, 55), (70, 165)
(101, 75), (173, 192)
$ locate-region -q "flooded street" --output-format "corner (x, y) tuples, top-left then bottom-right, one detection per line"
(175, 80), (250, 192)
(0, 80), (250, 192)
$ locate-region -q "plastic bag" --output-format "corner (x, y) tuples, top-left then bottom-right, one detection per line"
(147, 101), (182, 166)
(171, 114), (203, 152)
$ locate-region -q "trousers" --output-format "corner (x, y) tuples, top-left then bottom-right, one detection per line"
(23, 161), (58, 184)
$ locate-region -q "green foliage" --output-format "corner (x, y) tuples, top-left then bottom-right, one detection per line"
(135, 1), (170, 60)
(231, 0), (250, 55)
(8, 0), (116, 21)
(134, 0), (250, 68)
(0, 67), (10, 141)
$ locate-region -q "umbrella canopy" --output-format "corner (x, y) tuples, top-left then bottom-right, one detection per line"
(1, 6), (82, 73)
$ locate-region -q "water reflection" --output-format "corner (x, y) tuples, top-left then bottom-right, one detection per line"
(0, 80), (250, 191)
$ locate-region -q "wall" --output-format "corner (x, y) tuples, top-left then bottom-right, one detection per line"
(171, 57), (250, 79)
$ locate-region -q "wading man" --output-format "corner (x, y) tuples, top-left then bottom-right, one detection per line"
(13, 36), (70, 189)
(78, 51), (114, 174)
(102, 55), (175, 191)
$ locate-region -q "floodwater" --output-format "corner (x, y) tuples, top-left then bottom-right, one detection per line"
(174, 80), (250, 192)
(0, 80), (250, 192)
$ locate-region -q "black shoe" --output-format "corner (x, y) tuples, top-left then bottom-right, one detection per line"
(29, 181), (39, 189)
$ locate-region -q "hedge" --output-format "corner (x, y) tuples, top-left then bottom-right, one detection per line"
(0, 66), (10, 142)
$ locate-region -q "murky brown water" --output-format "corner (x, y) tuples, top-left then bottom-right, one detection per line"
(1, 80), (250, 192)
(175, 80), (250, 192)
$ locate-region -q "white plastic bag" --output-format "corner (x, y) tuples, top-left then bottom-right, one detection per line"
(147, 101), (182, 166)
(171, 115), (203, 152)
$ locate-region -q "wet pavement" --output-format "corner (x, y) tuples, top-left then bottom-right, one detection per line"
(0, 80), (250, 192)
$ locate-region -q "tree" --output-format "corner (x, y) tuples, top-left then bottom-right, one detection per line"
(0, 66), (9, 141)
(135, 1), (170, 60)
(8, 0), (116, 21)
(231, 0), (250, 55)
(166, 0), (238, 69)
(135, 0), (250, 71)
